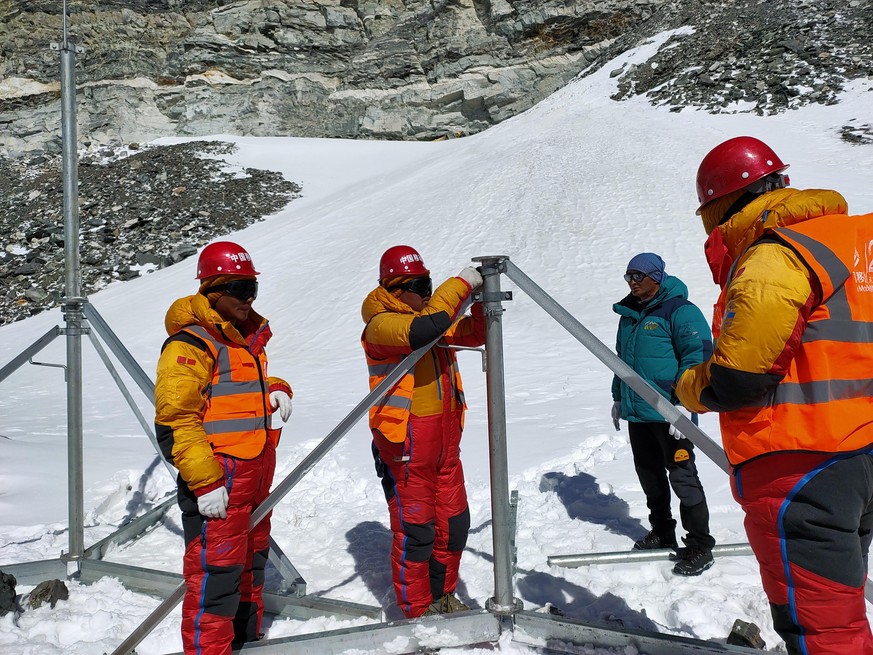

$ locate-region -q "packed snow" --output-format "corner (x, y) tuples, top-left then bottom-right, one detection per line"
(1, 28), (872, 654)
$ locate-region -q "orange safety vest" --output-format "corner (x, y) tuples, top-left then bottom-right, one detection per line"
(183, 325), (275, 459)
(362, 339), (468, 444)
(719, 213), (873, 465)
(364, 348), (414, 444)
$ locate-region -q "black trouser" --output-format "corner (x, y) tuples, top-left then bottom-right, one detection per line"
(628, 421), (715, 551)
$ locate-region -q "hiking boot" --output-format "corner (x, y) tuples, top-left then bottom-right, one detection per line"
(427, 593), (470, 615)
(672, 547), (714, 576)
(441, 592), (471, 613)
(633, 530), (677, 551)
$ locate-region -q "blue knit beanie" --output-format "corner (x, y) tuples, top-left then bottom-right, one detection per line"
(626, 253), (666, 283)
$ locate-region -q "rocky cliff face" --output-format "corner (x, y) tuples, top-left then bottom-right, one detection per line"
(0, 0), (662, 155)
(2, 1), (871, 158)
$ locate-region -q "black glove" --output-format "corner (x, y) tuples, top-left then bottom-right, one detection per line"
(371, 441), (386, 478)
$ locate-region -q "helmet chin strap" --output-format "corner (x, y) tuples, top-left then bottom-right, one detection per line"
(744, 172), (789, 195)
(718, 173), (789, 227)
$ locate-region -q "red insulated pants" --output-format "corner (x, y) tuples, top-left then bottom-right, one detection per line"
(373, 411), (471, 618)
(178, 441), (276, 655)
(733, 450), (873, 655)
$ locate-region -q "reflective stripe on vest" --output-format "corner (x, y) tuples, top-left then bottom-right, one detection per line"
(719, 214), (873, 465)
(184, 325), (270, 459)
(362, 339), (414, 443)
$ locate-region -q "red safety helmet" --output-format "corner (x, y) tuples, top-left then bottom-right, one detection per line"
(695, 136), (789, 214)
(379, 245), (429, 281)
(196, 241), (260, 279)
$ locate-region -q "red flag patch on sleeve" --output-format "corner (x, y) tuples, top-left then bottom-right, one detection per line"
(176, 356), (196, 365)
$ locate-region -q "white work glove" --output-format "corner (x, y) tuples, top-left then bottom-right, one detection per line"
(270, 390), (293, 422)
(668, 410), (696, 440)
(458, 266), (483, 290)
(611, 401), (621, 431)
(197, 486), (228, 519)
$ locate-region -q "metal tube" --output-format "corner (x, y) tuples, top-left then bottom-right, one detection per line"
(60, 13), (85, 564)
(548, 542), (754, 568)
(503, 260), (729, 473)
(83, 497), (176, 561)
(474, 256), (519, 615)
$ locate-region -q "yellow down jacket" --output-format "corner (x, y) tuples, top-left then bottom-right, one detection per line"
(674, 187), (873, 465)
(361, 277), (485, 442)
(154, 293), (291, 494)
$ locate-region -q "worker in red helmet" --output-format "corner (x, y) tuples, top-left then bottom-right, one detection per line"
(361, 245), (485, 618)
(155, 240), (293, 655)
(676, 136), (873, 655)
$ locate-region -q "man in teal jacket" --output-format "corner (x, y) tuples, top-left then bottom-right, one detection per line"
(611, 252), (716, 576)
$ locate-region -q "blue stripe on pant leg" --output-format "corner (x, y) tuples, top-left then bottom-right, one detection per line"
(777, 452), (866, 655)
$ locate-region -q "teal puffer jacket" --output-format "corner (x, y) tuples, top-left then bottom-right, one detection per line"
(611, 275), (712, 423)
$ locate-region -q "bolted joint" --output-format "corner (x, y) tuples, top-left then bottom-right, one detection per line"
(472, 255), (509, 276)
(472, 291), (512, 303)
(485, 596), (523, 616)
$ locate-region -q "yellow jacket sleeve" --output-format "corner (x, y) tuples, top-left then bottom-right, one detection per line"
(266, 376), (293, 397)
(154, 337), (224, 492)
(676, 242), (813, 412)
(365, 277), (473, 356)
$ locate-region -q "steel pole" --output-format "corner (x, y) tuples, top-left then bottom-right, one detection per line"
(474, 256), (520, 616)
(548, 542), (754, 568)
(60, 18), (85, 564)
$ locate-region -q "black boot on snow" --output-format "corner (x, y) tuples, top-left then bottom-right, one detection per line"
(633, 530), (677, 551)
(672, 547), (714, 576)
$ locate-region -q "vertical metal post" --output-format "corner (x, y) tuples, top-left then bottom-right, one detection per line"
(59, 3), (85, 565)
(474, 256), (521, 617)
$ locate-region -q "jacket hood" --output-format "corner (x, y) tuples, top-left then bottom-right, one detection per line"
(715, 188), (848, 260)
(361, 285), (416, 323)
(164, 293), (268, 347)
(613, 275), (688, 317)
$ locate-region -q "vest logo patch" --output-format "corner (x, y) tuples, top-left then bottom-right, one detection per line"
(852, 242), (873, 291)
(176, 356), (195, 365)
(643, 321), (659, 331)
(674, 449), (690, 463)
(722, 299), (737, 330)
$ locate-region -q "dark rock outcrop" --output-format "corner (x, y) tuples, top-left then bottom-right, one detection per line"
(0, 140), (301, 324)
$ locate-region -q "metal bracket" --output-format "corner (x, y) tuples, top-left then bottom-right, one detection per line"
(471, 291), (512, 303)
(29, 357), (68, 381)
(50, 42), (85, 54)
(439, 344), (486, 372)
(59, 327), (90, 338)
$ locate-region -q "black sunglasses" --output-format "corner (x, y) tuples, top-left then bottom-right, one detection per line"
(205, 279), (258, 301)
(624, 271), (648, 283)
(394, 276), (433, 298)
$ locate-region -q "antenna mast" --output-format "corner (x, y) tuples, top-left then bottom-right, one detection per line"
(59, 0), (85, 567)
